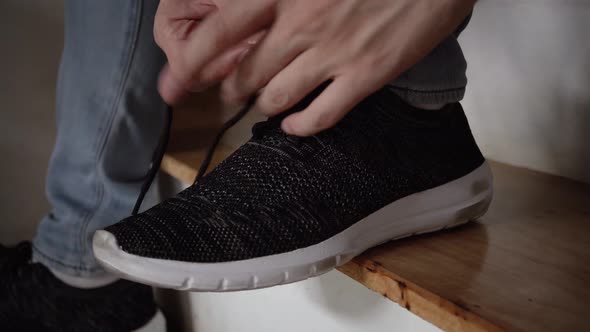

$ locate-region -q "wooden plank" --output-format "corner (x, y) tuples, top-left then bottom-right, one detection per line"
(161, 104), (590, 332)
(162, 145), (234, 185)
(339, 163), (590, 332)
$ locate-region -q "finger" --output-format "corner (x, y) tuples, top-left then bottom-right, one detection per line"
(157, 0), (216, 18)
(172, 0), (275, 89)
(154, 1), (217, 46)
(158, 31), (266, 104)
(158, 64), (188, 105)
(281, 75), (377, 136)
(221, 19), (307, 104)
(251, 49), (330, 117)
(198, 30), (267, 89)
(158, 46), (248, 105)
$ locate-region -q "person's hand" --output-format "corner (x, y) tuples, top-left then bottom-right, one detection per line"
(158, 0), (475, 136)
(154, 0), (265, 103)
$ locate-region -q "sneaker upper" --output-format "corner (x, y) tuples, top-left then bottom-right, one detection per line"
(0, 242), (159, 332)
(105, 87), (485, 263)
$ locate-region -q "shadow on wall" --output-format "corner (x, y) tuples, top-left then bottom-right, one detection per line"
(461, 0), (590, 183)
(544, 4), (590, 183)
(0, 1), (64, 243)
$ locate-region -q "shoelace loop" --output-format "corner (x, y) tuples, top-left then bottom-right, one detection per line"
(132, 96), (257, 215)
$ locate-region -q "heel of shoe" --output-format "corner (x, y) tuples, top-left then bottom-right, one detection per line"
(352, 161), (494, 249)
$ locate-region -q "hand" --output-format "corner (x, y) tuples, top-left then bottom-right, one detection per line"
(158, 0), (475, 136)
(154, 0), (265, 103)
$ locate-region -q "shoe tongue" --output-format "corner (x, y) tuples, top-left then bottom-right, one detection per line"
(252, 81), (332, 139)
(250, 115), (322, 159)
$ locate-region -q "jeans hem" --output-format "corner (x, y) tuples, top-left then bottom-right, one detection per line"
(32, 242), (108, 278)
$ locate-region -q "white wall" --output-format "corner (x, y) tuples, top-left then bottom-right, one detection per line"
(188, 271), (440, 332)
(462, 0), (590, 183)
(0, 0), (63, 244)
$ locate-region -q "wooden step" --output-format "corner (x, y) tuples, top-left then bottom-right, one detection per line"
(161, 106), (590, 332)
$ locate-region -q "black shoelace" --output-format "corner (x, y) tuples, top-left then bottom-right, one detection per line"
(131, 96), (258, 215)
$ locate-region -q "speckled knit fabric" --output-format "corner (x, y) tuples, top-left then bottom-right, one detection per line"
(106, 87), (485, 263)
(0, 242), (158, 331)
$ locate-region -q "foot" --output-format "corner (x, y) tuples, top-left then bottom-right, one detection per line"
(94, 88), (493, 291)
(0, 242), (166, 331)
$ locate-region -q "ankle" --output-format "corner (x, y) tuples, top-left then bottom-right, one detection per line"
(407, 101), (448, 110)
(48, 267), (119, 289)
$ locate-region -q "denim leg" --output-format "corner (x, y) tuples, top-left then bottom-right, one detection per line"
(33, 0), (166, 277)
(389, 15), (472, 104)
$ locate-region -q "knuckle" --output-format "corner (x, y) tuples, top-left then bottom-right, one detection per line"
(357, 52), (390, 73)
(273, 17), (308, 51)
(233, 70), (264, 99)
(274, 19), (297, 40)
(260, 87), (289, 114)
(167, 55), (196, 89)
(245, 74), (266, 94)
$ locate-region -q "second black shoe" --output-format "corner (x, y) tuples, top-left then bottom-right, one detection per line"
(0, 242), (166, 331)
(93, 87), (493, 291)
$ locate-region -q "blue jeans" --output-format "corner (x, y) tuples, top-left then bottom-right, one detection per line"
(33, 0), (470, 277)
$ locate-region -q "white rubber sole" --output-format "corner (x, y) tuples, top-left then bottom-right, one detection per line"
(134, 309), (166, 332)
(94, 162), (493, 292)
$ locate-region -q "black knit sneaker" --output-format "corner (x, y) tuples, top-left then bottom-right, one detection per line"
(0, 242), (166, 331)
(93, 87), (493, 291)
